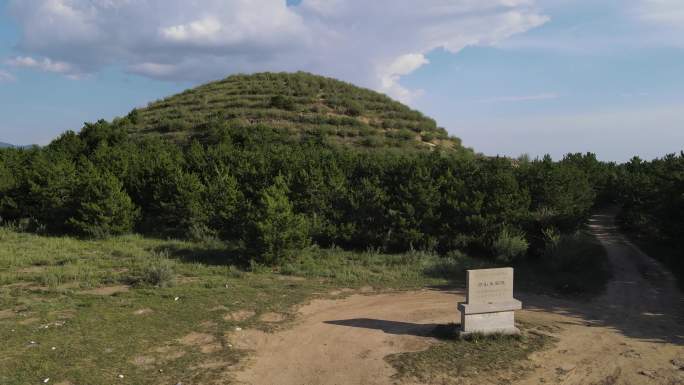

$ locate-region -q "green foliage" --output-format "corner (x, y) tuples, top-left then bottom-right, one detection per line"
(130, 72), (461, 150)
(67, 159), (138, 238)
(492, 228), (529, 263)
(2, 71), (680, 271)
(251, 175), (310, 265)
(24, 150), (79, 233)
(138, 253), (175, 287)
(615, 152), (684, 286)
(270, 95), (297, 111)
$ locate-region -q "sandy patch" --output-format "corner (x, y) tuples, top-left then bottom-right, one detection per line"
(131, 355), (156, 368)
(17, 266), (48, 274)
(200, 320), (218, 329)
(231, 289), (456, 385)
(224, 310), (255, 322)
(153, 346), (186, 361)
(18, 317), (40, 325)
(178, 332), (223, 355)
(133, 308), (153, 316)
(0, 309), (15, 319)
(259, 312), (286, 323)
(51, 310), (76, 320)
(179, 332), (216, 346)
(80, 285), (130, 296)
(56, 282), (80, 290)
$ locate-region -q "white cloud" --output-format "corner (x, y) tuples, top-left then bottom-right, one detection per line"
(0, 70), (16, 83)
(636, 0), (684, 26)
(477, 92), (559, 103)
(7, 56), (74, 74)
(380, 54), (430, 102)
(161, 17), (223, 43)
(7, 0), (548, 102)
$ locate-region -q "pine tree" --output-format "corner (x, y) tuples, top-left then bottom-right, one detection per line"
(67, 159), (137, 238)
(252, 175), (310, 265)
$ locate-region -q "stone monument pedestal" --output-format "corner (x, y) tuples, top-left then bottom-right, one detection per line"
(458, 299), (522, 336)
(458, 267), (522, 336)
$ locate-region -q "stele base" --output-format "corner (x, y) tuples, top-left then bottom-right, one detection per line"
(457, 300), (522, 336)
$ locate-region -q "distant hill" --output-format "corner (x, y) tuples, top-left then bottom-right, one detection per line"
(0, 142), (15, 148)
(126, 72), (462, 150)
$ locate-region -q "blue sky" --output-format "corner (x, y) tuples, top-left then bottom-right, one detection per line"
(0, 0), (682, 161)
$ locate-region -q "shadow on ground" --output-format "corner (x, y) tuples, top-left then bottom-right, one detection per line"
(325, 318), (460, 340)
(153, 243), (246, 267)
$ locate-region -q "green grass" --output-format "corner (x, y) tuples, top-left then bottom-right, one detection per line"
(386, 324), (554, 384)
(0, 228), (472, 385)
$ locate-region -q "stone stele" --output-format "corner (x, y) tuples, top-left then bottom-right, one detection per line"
(457, 267), (522, 335)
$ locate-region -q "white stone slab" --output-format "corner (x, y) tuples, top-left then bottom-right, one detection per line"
(466, 267), (514, 304)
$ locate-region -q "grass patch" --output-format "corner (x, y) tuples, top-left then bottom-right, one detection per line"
(516, 230), (612, 297)
(386, 324), (553, 384)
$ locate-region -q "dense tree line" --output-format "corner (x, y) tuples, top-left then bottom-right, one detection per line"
(0, 118), (652, 268)
(614, 153), (684, 284)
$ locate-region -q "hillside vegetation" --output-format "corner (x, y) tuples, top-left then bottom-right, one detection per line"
(127, 72), (461, 150)
(0, 72), (680, 286)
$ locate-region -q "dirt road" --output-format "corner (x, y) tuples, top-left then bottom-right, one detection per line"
(516, 209), (684, 385)
(231, 211), (684, 385)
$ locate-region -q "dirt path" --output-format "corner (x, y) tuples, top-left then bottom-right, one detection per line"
(231, 210), (684, 385)
(516, 209), (684, 385)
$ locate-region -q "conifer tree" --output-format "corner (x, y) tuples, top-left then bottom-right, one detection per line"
(252, 175), (310, 265)
(67, 159), (137, 238)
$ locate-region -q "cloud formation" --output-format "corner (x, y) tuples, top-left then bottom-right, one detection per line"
(636, 0), (684, 26)
(0, 70), (16, 83)
(6, 0), (548, 101)
(7, 56), (74, 74)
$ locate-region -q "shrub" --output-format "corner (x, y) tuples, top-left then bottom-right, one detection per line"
(140, 256), (175, 287)
(343, 100), (364, 116)
(492, 228), (529, 263)
(270, 95), (296, 111)
(541, 226), (561, 258)
(251, 175), (310, 265)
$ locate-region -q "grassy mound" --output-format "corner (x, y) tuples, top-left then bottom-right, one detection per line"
(127, 72), (461, 149)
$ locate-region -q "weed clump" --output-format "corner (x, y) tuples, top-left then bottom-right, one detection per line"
(132, 253), (175, 288)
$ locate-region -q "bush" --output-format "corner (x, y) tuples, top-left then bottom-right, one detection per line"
(139, 255), (175, 287)
(343, 100), (364, 116)
(251, 175), (310, 265)
(270, 95), (296, 111)
(492, 228), (529, 263)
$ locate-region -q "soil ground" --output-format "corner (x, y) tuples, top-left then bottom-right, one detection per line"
(232, 210), (684, 385)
